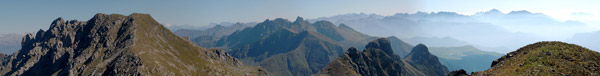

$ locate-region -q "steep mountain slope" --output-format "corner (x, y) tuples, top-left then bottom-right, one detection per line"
(255, 30), (345, 76)
(403, 44), (449, 76)
(212, 17), (376, 76)
(470, 41), (600, 76)
(387, 36), (413, 57)
(429, 46), (502, 73)
(0, 13), (267, 76)
(316, 38), (425, 76)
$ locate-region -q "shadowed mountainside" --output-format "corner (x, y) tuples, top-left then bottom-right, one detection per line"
(214, 17), (376, 76)
(317, 38), (448, 76)
(0, 13), (267, 76)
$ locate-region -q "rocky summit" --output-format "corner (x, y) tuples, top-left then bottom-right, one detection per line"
(316, 38), (449, 76)
(403, 44), (449, 76)
(469, 41), (600, 76)
(0, 13), (267, 76)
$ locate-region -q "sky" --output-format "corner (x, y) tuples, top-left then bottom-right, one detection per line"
(1, 0), (599, 34)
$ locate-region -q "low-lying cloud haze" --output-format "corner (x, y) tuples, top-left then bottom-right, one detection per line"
(310, 9), (600, 53)
(2, 0), (600, 54)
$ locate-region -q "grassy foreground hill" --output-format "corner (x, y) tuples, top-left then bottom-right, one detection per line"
(0, 13), (267, 76)
(467, 41), (600, 76)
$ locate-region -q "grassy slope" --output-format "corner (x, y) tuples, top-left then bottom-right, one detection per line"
(129, 13), (265, 75)
(473, 41), (600, 76)
(257, 31), (345, 76)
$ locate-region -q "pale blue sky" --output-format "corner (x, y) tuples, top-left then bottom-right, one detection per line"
(1, 0), (598, 34)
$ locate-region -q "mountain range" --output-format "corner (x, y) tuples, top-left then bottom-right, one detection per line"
(0, 13), (267, 76)
(0, 12), (598, 76)
(0, 34), (23, 54)
(310, 9), (597, 53)
(212, 17), (376, 76)
(174, 16), (499, 76)
(174, 22), (254, 48)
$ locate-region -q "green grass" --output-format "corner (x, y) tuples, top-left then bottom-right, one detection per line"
(474, 41), (600, 76)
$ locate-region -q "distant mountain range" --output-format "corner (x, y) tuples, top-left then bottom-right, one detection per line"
(173, 17), (503, 76)
(403, 36), (470, 47)
(0, 34), (23, 54)
(174, 23), (254, 48)
(1, 12), (598, 76)
(166, 22), (257, 32)
(0, 13), (267, 76)
(566, 30), (600, 51)
(310, 9), (597, 53)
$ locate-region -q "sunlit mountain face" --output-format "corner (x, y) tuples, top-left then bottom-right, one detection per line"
(1, 0), (599, 76)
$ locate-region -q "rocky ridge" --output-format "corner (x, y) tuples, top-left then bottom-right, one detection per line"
(0, 13), (267, 76)
(317, 38), (449, 76)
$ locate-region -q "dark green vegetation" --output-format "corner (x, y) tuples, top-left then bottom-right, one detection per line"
(204, 17), (381, 76)
(316, 38), (448, 76)
(0, 13), (267, 76)
(429, 46), (503, 73)
(469, 41), (600, 76)
(175, 17), (457, 76)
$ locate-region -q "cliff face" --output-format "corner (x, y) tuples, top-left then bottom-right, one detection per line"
(403, 44), (449, 76)
(317, 38), (451, 76)
(0, 13), (267, 76)
(316, 38), (427, 76)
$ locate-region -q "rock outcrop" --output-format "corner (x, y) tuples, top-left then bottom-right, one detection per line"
(403, 44), (449, 76)
(446, 69), (468, 76)
(0, 13), (267, 76)
(316, 38), (429, 76)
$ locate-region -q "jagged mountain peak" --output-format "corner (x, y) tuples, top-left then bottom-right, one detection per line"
(294, 16), (304, 22)
(317, 38), (447, 76)
(1, 13), (267, 76)
(507, 10), (533, 15)
(346, 47), (360, 56)
(409, 44), (432, 56)
(489, 9), (501, 13)
(403, 43), (449, 76)
(273, 18), (292, 23)
(365, 38), (393, 55)
(338, 23), (351, 29)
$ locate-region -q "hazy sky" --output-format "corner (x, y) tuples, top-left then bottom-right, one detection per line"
(1, 0), (598, 34)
